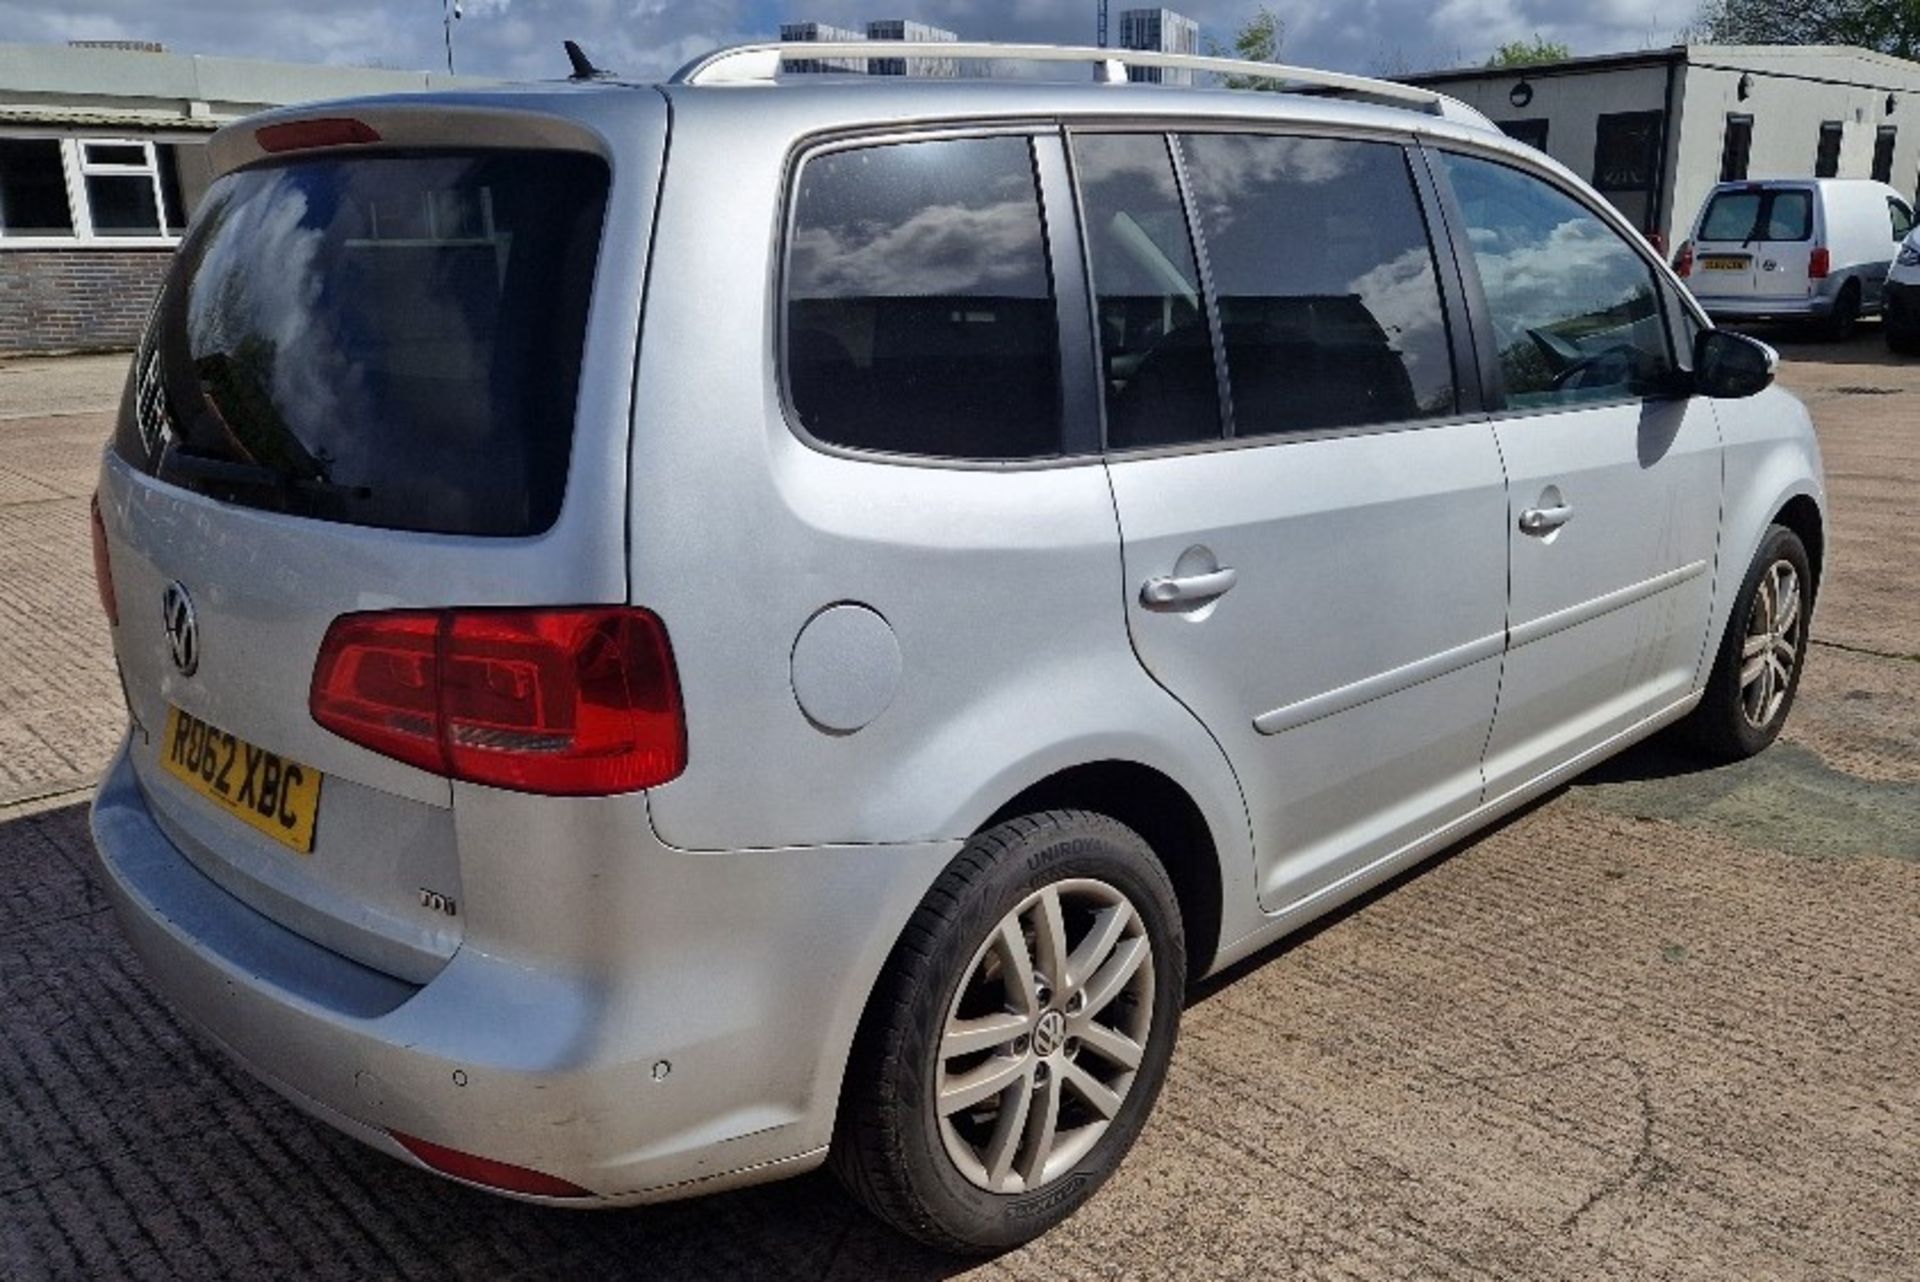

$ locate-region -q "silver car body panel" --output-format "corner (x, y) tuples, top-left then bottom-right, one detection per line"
(89, 71), (1826, 1203)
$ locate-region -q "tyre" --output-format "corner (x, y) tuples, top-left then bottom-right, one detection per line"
(1681, 524), (1812, 761)
(1819, 283), (1861, 341)
(831, 810), (1186, 1254)
(1888, 320), (1920, 356)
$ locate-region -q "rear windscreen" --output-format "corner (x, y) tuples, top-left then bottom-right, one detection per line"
(1700, 189), (1812, 243)
(116, 149), (608, 536)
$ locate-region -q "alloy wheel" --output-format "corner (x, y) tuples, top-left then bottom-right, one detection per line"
(934, 878), (1155, 1194)
(1739, 558), (1802, 729)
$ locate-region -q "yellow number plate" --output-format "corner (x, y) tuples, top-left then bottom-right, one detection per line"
(1701, 256), (1747, 271)
(160, 706), (322, 854)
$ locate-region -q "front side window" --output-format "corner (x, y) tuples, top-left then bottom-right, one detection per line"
(0, 138), (75, 237)
(1891, 198), (1914, 240)
(1072, 132), (1220, 450)
(1179, 133), (1455, 434)
(785, 135), (1061, 460)
(1437, 151), (1672, 411)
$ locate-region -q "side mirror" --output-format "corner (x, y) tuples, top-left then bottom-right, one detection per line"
(1693, 329), (1777, 399)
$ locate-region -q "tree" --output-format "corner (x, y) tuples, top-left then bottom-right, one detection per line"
(1206, 6), (1286, 90)
(1486, 34), (1573, 66)
(1692, 0), (1920, 59)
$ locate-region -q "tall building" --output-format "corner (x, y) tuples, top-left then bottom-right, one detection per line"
(780, 22), (868, 74)
(1118, 8), (1200, 85)
(866, 20), (958, 78)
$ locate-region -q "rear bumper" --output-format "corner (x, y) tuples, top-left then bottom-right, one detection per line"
(90, 735), (959, 1204)
(1693, 294), (1834, 323)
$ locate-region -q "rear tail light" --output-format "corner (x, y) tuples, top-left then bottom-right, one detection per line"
(311, 607), (685, 796)
(389, 1130), (593, 1199)
(1809, 247), (1831, 279)
(91, 493), (118, 626)
(1647, 231), (1667, 257)
(1673, 239), (1694, 279)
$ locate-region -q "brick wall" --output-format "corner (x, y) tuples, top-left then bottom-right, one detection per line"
(0, 249), (175, 355)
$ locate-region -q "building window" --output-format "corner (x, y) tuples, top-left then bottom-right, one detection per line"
(1591, 110), (1665, 234)
(0, 138), (74, 237)
(1500, 119), (1550, 152)
(0, 133), (203, 244)
(1873, 126), (1898, 185)
(79, 139), (163, 236)
(1720, 114), (1754, 182)
(1815, 122), (1843, 178)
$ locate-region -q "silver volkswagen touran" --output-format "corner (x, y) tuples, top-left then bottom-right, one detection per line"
(90, 41), (1825, 1252)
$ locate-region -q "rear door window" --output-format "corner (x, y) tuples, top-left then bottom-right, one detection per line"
(784, 135), (1062, 460)
(1701, 188), (1811, 242)
(1072, 133), (1222, 450)
(1178, 133), (1456, 434)
(118, 150), (609, 536)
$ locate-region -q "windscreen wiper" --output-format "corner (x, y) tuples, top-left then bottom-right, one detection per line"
(158, 450), (372, 502)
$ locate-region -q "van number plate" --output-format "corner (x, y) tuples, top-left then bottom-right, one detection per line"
(1700, 256), (1747, 271)
(160, 706), (322, 854)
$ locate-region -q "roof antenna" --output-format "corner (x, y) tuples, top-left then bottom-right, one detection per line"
(564, 40), (609, 80)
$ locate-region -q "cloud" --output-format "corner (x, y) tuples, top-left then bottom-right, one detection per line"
(0, 0), (1690, 81)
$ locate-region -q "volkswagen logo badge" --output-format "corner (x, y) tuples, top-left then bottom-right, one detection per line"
(161, 581), (199, 677)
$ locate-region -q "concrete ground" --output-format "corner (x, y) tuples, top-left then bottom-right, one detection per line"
(1, 335), (1916, 1280)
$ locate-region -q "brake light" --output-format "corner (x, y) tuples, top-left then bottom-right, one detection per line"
(1809, 246), (1831, 279)
(255, 118), (381, 154)
(91, 494), (118, 626)
(389, 1131), (593, 1199)
(1674, 239), (1694, 279)
(311, 607), (685, 796)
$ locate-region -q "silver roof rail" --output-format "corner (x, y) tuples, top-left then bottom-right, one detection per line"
(670, 41), (1496, 129)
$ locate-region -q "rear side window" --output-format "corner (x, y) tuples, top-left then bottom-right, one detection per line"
(1701, 189), (1812, 242)
(1179, 133), (1455, 434)
(118, 150), (608, 536)
(785, 136), (1062, 460)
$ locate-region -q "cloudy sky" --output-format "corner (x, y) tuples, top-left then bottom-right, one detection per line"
(0, 0), (1691, 82)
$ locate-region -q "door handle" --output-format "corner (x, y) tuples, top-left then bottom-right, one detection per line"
(1141, 566), (1238, 607)
(1519, 503), (1574, 536)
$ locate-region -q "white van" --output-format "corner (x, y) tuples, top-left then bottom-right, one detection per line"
(1678, 178), (1915, 338)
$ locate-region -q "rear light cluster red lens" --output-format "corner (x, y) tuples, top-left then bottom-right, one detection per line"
(91, 493), (118, 626)
(1673, 239), (1694, 279)
(1809, 247), (1832, 279)
(311, 607), (685, 796)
